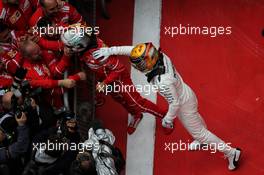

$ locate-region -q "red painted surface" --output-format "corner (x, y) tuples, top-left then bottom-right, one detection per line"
(154, 0), (264, 174)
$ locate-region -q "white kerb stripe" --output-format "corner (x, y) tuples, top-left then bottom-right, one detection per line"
(126, 0), (162, 175)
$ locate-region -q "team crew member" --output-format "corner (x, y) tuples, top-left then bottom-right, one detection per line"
(92, 42), (242, 171)
(61, 25), (166, 134)
(0, 0), (39, 31)
(20, 39), (85, 108)
(0, 22), (25, 74)
(29, 0), (84, 28)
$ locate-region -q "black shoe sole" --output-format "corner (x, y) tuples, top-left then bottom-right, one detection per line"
(233, 148), (242, 170)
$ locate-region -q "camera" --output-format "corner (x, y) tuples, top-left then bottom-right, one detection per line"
(10, 68), (42, 118)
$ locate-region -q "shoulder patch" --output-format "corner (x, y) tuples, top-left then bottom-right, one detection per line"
(9, 10), (21, 24)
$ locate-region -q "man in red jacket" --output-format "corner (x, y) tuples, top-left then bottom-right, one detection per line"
(61, 25), (166, 134)
(0, 0), (39, 31)
(29, 0), (83, 28)
(20, 39), (85, 108)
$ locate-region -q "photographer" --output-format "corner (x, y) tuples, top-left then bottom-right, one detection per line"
(22, 134), (65, 175)
(28, 110), (81, 175)
(0, 110), (29, 175)
(2, 87), (46, 138)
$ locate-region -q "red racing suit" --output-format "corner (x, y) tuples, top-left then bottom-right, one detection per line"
(80, 38), (166, 118)
(0, 0), (39, 31)
(29, 1), (83, 28)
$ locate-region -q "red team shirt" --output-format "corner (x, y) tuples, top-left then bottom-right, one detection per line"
(29, 1), (83, 27)
(23, 50), (70, 88)
(0, 0), (39, 30)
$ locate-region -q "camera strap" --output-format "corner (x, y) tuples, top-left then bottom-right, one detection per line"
(0, 113), (13, 133)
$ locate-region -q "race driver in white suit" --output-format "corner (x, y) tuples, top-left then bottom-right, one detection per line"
(92, 42), (242, 171)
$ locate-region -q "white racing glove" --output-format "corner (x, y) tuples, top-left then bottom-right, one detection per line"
(92, 46), (134, 61)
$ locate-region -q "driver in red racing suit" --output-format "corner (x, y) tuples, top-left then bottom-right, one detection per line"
(61, 25), (166, 134)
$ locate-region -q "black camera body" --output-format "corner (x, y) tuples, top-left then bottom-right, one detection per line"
(10, 68), (42, 118)
(11, 81), (42, 118)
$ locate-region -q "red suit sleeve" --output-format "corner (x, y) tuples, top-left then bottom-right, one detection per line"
(38, 38), (64, 52)
(103, 56), (126, 85)
(0, 75), (13, 88)
(42, 51), (70, 78)
(23, 59), (60, 89)
(68, 74), (81, 81)
(29, 0), (40, 11)
(69, 3), (84, 24)
(28, 79), (59, 89)
(29, 7), (43, 27)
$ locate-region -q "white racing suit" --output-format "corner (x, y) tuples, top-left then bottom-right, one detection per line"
(152, 53), (235, 156)
(83, 128), (118, 175)
(96, 46), (235, 157)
